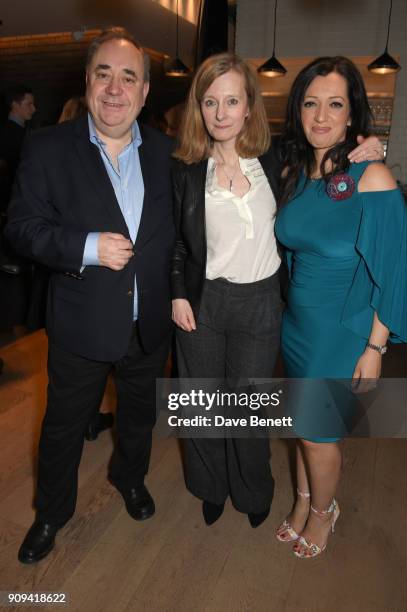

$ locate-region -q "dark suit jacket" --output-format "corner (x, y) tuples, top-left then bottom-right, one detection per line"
(171, 145), (285, 316)
(0, 119), (27, 212)
(5, 115), (175, 361)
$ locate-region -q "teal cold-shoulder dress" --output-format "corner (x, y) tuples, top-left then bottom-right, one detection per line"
(275, 161), (407, 441)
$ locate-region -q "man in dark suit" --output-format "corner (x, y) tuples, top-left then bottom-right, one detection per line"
(6, 28), (174, 564)
(0, 86), (36, 326)
(0, 84), (36, 213)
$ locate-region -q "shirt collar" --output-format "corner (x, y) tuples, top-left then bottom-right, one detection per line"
(87, 113), (142, 150)
(206, 156), (265, 194)
(8, 114), (25, 128)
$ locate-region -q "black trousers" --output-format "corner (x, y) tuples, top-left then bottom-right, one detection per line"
(36, 324), (170, 526)
(176, 273), (282, 514)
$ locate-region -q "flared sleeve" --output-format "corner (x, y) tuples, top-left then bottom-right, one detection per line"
(342, 187), (407, 343)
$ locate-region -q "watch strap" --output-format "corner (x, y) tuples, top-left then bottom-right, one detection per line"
(366, 342), (387, 355)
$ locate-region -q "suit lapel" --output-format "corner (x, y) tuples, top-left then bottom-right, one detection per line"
(134, 130), (160, 251)
(73, 116), (129, 236)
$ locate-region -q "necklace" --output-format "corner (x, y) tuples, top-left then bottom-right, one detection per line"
(216, 158), (240, 191)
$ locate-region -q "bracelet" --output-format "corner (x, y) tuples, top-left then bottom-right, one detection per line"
(366, 342), (387, 355)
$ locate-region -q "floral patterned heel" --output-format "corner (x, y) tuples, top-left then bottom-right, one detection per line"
(293, 498), (340, 558)
(276, 489), (311, 543)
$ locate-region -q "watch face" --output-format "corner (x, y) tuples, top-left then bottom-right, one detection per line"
(367, 343), (387, 355)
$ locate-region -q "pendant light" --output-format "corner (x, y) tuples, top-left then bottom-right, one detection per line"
(165, 0), (190, 77)
(368, 0), (401, 75)
(257, 0), (287, 78)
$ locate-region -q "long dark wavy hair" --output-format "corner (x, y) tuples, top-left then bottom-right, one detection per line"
(279, 56), (372, 205)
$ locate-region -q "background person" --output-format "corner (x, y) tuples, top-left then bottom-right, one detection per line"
(0, 85), (36, 212)
(0, 85), (36, 335)
(58, 95), (87, 123)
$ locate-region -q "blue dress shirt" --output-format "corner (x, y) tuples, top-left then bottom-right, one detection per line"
(83, 114), (144, 320)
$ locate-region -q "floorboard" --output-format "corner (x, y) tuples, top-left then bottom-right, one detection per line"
(0, 331), (406, 611)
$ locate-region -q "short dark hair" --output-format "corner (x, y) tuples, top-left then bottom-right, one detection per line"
(86, 27), (150, 82)
(5, 85), (33, 111)
(280, 56), (372, 204)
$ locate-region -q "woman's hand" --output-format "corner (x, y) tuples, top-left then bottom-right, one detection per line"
(348, 135), (384, 163)
(172, 299), (196, 332)
(351, 348), (382, 393)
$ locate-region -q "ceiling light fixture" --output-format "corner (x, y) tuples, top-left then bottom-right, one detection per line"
(368, 0), (401, 75)
(257, 0), (287, 78)
(165, 0), (190, 77)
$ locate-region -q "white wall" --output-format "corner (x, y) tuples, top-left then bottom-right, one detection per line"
(236, 0), (407, 182)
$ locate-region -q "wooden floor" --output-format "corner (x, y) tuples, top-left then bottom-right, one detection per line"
(0, 331), (406, 612)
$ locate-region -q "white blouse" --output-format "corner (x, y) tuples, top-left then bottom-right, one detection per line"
(205, 156), (281, 283)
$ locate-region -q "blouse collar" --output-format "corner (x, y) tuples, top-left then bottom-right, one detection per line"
(206, 156), (265, 195)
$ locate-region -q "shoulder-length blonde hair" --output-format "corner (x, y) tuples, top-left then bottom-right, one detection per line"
(58, 96), (87, 123)
(174, 53), (270, 164)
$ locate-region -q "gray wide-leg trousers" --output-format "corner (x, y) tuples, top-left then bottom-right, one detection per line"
(176, 273), (282, 513)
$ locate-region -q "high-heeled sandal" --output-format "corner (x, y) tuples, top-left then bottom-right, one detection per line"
(293, 498), (340, 558)
(275, 489), (311, 542)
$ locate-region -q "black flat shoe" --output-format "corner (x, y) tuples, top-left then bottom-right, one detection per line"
(18, 520), (60, 564)
(202, 501), (225, 525)
(248, 507), (270, 529)
(121, 485), (155, 521)
(85, 412), (114, 441)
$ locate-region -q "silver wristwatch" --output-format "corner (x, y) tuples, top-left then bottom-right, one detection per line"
(366, 342), (387, 355)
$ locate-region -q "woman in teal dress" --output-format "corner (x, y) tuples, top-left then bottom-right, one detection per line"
(274, 56), (407, 558)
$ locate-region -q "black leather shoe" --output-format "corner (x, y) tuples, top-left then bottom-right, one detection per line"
(18, 520), (59, 564)
(85, 412), (114, 441)
(202, 501), (225, 525)
(248, 507), (270, 529)
(121, 485), (155, 521)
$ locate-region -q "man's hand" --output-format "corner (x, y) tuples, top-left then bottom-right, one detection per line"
(172, 298), (196, 332)
(348, 135), (384, 163)
(98, 233), (133, 271)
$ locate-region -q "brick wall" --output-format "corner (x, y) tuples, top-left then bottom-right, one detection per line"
(236, 0), (407, 183)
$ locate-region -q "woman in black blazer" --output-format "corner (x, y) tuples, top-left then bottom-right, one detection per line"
(171, 52), (382, 529)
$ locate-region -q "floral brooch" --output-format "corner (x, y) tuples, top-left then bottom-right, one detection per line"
(326, 174), (355, 201)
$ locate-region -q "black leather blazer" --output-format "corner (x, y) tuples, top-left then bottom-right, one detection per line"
(171, 146), (284, 316)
